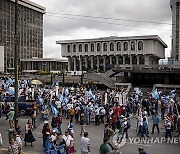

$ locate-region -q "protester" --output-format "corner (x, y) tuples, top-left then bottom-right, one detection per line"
(62, 130), (74, 154)
(8, 137), (21, 154)
(138, 147), (148, 154)
(151, 112), (160, 134)
(99, 138), (110, 154)
(81, 132), (90, 154)
(7, 107), (15, 128)
(80, 114), (86, 136)
(30, 105), (37, 128)
(24, 119), (36, 146)
(42, 121), (51, 147)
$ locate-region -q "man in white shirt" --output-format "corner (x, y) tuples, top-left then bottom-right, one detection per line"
(62, 130), (74, 153)
(81, 132), (90, 154)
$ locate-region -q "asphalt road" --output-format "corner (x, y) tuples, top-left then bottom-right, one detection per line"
(0, 114), (180, 154)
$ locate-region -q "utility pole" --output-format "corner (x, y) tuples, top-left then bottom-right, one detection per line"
(14, 0), (19, 130)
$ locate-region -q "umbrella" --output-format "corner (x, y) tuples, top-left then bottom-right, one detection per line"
(31, 80), (43, 85)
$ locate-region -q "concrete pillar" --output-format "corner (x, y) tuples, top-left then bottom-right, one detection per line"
(74, 57), (76, 71)
(97, 56), (99, 71)
(68, 57), (71, 71)
(116, 56), (119, 65)
(79, 57), (82, 71)
(91, 56), (93, 70)
(110, 56), (112, 65)
(130, 55), (132, 65)
(123, 56), (125, 65)
(137, 56), (139, 65)
(103, 56), (106, 72)
(85, 56), (88, 70)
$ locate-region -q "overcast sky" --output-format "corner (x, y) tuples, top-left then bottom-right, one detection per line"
(31, 0), (172, 59)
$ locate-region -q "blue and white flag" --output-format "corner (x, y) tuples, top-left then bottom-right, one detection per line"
(2, 80), (7, 88)
(64, 97), (69, 104)
(57, 93), (64, 102)
(64, 88), (69, 96)
(51, 105), (59, 116)
(89, 89), (96, 101)
(8, 77), (14, 85)
(7, 87), (15, 95)
(151, 89), (159, 100)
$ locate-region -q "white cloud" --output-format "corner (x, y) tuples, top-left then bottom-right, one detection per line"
(31, 0), (172, 58)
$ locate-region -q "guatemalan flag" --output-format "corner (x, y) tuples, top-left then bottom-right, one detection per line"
(151, 89), (159, 100)
(51, 105), (59, 116)
(89, 89), (96, 101)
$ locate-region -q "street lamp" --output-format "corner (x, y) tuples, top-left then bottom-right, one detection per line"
(14, 0), (19, 130)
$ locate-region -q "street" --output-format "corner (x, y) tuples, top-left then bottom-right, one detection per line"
(0, 114), (180, 154)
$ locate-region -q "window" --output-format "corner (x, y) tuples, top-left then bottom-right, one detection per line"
(97, 43), (101, 52)
(73, 44), (76, 52)
(118, 56), (123, 64)
(138, 41), (143, 50)
(139, 56), (145, 64)
(91, 43), (94, 52)
(125, 56), (130, 64)
(79, 44), (82, 52)
(67, 45), (71, 52)
(103, 43), (107, 51)
(117, 42), (121, 51)
(85, 44), (88, 52)
(124, 42), (128, 51)
(132, 56), (137, 64)
(110, 42), (114, 51)
(131, 41), (135, 50)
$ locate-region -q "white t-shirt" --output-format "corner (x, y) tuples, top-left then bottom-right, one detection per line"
(62, 135), (73, 147)
(81, 136), (90, 152)
(55, 101), (61, 109)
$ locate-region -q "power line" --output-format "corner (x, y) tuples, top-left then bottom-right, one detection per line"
(46, 12), (172, 26)
(46, 14), (171, 32)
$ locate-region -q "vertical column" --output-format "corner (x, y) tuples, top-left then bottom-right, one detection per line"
(116, 56), (119, 65)
(68, 57), (71, 71)
(123, 56), (125, 65)
(91, 56), (93, 70)
(103, 56), (106, 72)
(74, 57), (76, 71)
(97, 56), (99, 71)
(85, 56), (88, 70)
(79, 56), (82, 71)
(130, 55), (132, 65)
(110, 56), (112, 65)
(137, 56), (139, 65)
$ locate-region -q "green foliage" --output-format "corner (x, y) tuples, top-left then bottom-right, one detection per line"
(37, 70), (46, 75)
(86, 79), (94, 85)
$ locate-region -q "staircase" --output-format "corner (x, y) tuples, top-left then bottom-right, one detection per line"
(86, 73), (115, 88)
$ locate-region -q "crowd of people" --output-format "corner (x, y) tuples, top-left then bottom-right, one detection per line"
(0, 77), (180, 154)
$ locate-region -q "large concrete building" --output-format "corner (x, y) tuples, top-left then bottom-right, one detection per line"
(57, 35), (167, 72)
(0, 0), (45, 72)
(0, 46), (4, 72)
(170, 0), (180, 61)
(20, 57), (68, 73)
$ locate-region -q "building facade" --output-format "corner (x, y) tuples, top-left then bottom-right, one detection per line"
(0, 0), (45, 72)
(0, 46), (4, 72)
(57, 35), (167, 72)
(170, 0), (180, 61)
(20, 58), (68, 73)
